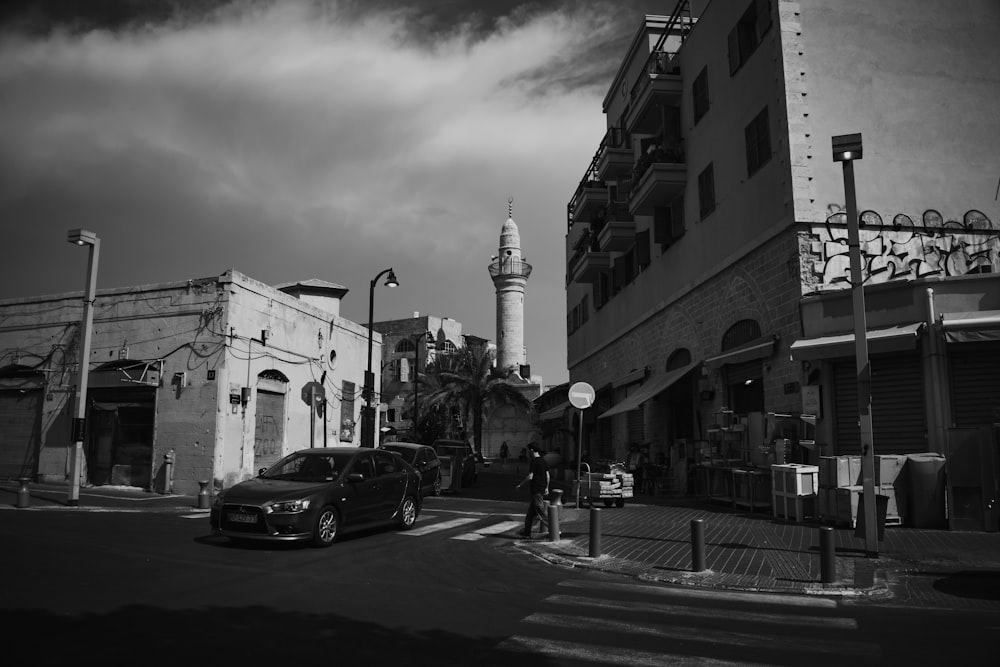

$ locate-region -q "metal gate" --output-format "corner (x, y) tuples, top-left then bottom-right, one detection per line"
(832, 352), (926, 455)
(253, 389), (285, 471)
(0, 389), (42, 479)
(948, 342), (1000, 428)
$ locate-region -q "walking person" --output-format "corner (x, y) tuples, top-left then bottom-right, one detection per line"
(516, 443), (549, 538)
(499, 441), (509, 471)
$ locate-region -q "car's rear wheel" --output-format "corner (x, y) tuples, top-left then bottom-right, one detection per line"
(312, 506), (338, 547)
(397, 496), (418, 529)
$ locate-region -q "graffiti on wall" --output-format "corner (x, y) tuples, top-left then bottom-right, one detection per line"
(801, 208), (998, 292)
(254, 414), (282, 459)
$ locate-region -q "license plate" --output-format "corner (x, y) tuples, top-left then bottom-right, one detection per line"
(227, 512), (257, 524)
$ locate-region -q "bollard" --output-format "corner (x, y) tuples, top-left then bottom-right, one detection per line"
(550, 489), (563, 507)
(691, 518), (706, 572)
(197, 480), (211, 510)
(589, 507), (602, 558)
(16, 477), (30, 508)
(547, 503), (560, 541)
(820, 526), (837, 583)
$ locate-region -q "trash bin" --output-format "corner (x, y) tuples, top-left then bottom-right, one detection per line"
(906, 452), (947, 528)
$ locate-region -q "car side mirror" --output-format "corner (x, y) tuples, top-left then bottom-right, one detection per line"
(257, 468), (267, 477)
(346, 473), (365, 483)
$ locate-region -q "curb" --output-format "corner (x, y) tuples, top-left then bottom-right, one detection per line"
(516, 536), (895, 601)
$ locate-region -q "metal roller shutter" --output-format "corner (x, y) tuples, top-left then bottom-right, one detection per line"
(832, 352), (926, 455)
(0, 389), (42, 479)
(948, 342), (1000, 428)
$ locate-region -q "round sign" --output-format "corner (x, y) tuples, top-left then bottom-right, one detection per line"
(568, 381), (595, 409)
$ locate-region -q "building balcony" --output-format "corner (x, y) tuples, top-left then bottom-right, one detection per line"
(596, 127), (633, 181)
(629, 149), (686, 215)
(568, 180), (609, 229)
(597, 219), (636, 253)
(569, 250), (611, 284)
(625, 50), (682, 135)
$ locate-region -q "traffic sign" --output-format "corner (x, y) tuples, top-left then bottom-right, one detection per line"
(568, 381), (595, 409)
(301, 381), (324, 406)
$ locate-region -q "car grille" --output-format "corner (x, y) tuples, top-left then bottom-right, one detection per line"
(219, 504), (267, 534)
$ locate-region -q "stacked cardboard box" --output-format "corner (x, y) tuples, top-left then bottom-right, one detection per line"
(819, 455), (907, 527)
(582, 472), (634, 499)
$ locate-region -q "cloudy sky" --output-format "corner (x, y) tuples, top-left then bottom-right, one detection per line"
(0, 0), (673, 386)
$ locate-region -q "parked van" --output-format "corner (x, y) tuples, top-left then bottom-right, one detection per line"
(432, 439), (478, 491)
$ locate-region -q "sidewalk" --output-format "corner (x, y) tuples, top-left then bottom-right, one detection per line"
(521, 484), (1000, 611)
(5, 476), (1000, 610)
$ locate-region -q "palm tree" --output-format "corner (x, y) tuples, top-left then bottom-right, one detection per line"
(417, 344), (534, 453)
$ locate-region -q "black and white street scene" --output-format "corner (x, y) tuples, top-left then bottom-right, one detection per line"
(1, 1), (999, 665)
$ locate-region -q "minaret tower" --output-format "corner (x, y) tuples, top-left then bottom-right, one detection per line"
(489, 198), (532, 375)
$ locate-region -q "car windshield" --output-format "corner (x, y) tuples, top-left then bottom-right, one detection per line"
(261, 452), (354, 482)
(382, 446), (416, 464)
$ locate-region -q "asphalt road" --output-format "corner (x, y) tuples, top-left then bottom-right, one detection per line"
(3, 478), (998, 665)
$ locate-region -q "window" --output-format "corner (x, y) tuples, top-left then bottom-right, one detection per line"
(635, 229), (651, 271)
(341, 381), (355, 425)
(745, 106), (771, 176)
(654, 196), (685, 248)
(395, 338), (416, 353)
(692, 66), (709, 123)
(698, 163), (716, 219)
(728, 0), (772, 75)
(612, 249), (635, 294)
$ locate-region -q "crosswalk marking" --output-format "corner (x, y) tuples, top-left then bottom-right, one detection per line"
(559, 579), (838, 608)
(542, 594), (858, 630)
(452, 520), (522, 541)
(402, 517), (480, 536)
(522, 612), (876, 656)
(500, 579), (877, 664)
(500, 636), (772, 667)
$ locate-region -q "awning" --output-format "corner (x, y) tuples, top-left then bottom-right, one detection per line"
(789, 323), (923, 361)
(598, 360), (700, 419)
(941, 310), (1000, 343)
(538, 400), (572, 421)
(704, 335), (777, 370)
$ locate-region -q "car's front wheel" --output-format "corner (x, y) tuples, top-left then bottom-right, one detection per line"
(397, 496), (418, 529)
(312, 506), (338, 547)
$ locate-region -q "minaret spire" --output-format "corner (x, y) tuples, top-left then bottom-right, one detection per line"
(489, 199), (532, 375)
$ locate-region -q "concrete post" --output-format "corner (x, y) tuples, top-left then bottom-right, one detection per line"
(691, 518), (706, 572)
(589, 507), (602, 557)
(16, 478), (30, 508)
(820, 526), (837, 583)
(197, 480), (211, 509)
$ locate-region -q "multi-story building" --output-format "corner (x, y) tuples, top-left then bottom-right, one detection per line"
(564, 0), (1000, 516)
(0, 270), (378, 495)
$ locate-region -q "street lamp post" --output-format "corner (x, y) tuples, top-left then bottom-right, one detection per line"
(67, 229), (100, 506)
(832, 133), (878, 556)
(363, 268), (398, 448)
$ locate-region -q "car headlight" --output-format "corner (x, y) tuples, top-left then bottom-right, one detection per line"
(267, 499), (311, 513)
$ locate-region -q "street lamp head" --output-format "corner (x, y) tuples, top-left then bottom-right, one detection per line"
(832, 133), (863, 162)
(384, 268), (399, 288)
(67, 229), (98, 246)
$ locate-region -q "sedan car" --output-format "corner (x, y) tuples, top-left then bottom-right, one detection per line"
(380, 442), (441, 496)
(210, 447), (422, 547)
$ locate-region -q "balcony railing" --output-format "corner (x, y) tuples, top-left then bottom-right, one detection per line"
(629, 49), (681, 104)
(488, 256), (533, 280)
